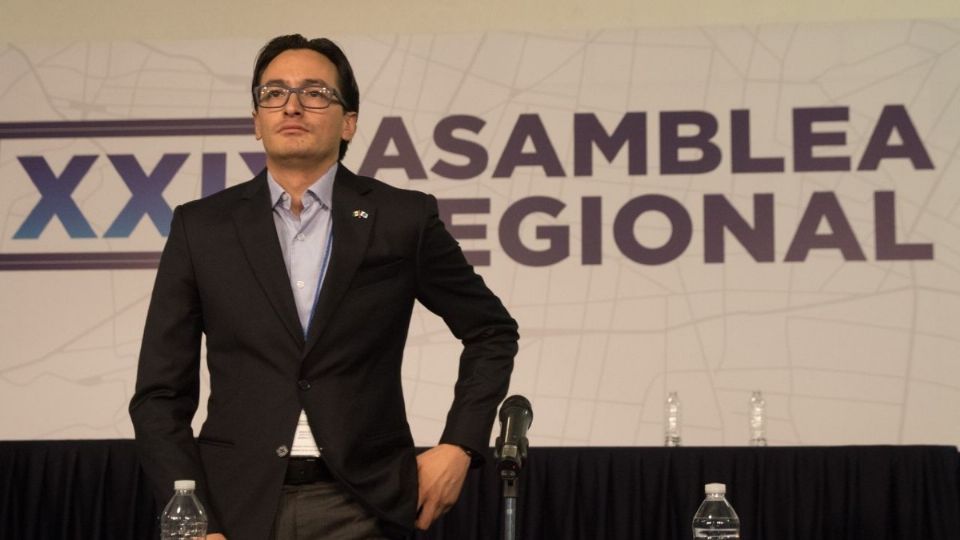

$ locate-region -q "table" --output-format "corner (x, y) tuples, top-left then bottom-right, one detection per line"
(2, 441), (958, 539)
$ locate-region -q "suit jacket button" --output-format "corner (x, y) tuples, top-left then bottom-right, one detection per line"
(298, 380), (311, 390)
(276, 445), (289, 457)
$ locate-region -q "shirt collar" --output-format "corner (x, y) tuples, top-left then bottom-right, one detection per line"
(267, 163), (338, 211)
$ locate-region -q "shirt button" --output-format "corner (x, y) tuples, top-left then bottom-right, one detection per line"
(296, 233), (305, 241)
(276, 445), (289, 457)
(298, 380), (311, 390)
(296, 280), (305, 289)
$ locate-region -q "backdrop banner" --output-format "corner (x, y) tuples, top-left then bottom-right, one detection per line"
(2, 19), (959, 447)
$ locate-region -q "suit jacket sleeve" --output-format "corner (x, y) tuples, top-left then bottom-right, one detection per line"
(129, 205), (224, 532)
(414, 194), (519, 460)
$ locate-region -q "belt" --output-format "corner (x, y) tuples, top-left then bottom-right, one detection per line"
(284, 457), (336, 485)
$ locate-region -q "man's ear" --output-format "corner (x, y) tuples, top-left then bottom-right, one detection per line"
(252, 110), (262, 140)
(341, 112), (358, 142)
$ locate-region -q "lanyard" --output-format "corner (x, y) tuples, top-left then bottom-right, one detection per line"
(303, 223), (334, 337)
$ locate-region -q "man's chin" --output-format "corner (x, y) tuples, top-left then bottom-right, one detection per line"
(269, 150), (332, 169)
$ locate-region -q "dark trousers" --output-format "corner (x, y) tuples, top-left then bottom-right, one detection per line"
(271, 480), (389, 540)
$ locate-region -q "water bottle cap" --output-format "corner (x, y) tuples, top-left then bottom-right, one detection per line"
(705, 482), (726, 495)
(174, 479), (196, 491)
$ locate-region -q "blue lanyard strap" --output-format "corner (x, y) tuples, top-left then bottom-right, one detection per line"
(303, 225), (334, 337)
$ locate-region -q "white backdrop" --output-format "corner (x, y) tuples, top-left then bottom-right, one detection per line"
(2, 19), (960, 448)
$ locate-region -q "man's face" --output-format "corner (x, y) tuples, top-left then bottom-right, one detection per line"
(253, 48), (357, 168)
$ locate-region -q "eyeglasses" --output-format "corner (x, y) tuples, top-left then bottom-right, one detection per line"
(254, 84), (344, 110)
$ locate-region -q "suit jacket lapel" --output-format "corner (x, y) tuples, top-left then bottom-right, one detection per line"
(303, 167), (374, 357)
(233, 171), (305, 347)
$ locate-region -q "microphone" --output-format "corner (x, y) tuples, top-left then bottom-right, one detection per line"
(495, 395), (533, 476)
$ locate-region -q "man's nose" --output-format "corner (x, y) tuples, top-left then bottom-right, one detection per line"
(283, 91), (304, 115)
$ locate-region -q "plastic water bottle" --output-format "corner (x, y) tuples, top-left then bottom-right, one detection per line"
(160, 479), (208, 540)
(692, 483), (740, 539)
(664, 391), (681, 447)
(749, 391), (767, 446)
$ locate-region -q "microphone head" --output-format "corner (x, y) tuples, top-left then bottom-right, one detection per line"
(496, 395), (533, 475)
(499, 395), (533, 424)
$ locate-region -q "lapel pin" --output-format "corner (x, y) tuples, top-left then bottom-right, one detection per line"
(352, 210), (369, 219)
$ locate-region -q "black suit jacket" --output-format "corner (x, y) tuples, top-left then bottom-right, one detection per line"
(129, 166), (518, 539)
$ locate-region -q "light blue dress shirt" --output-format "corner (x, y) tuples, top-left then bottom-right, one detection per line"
(267, 165), (336, 334)
(268, 165), (336, 457)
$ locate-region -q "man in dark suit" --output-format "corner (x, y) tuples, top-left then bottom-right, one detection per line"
(129, 34), (518, 540)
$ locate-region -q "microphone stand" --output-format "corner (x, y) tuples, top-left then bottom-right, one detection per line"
(497, 430), (528, 540)
(496, 395), (532, 540)
(502, 469), (519, 540)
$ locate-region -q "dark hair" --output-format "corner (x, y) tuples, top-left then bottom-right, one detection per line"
(252, 34), (360, 160)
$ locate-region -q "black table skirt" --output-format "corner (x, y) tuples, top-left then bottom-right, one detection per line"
(2, 441), (958, 539)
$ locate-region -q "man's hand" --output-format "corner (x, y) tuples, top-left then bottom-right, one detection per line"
(415, 443), (471, 530)
(206, 534), (226, 539)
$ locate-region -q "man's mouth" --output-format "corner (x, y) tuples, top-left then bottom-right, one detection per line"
(278, 124), (308, 134)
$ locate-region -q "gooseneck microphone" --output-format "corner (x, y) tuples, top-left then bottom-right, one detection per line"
(495, 395), (533, 476)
